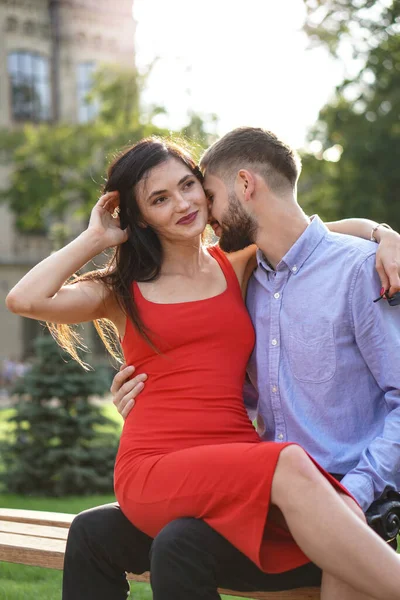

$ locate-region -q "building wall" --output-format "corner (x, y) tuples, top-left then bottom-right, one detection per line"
(0, 0), (135, 361)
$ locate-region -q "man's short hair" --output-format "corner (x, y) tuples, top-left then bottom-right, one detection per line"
(200, 127), (302, 194)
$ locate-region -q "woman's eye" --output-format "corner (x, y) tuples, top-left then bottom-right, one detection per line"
(207, 194), (214, 204)
(153, 196), (167, 205)
(184, 180), (195, 190)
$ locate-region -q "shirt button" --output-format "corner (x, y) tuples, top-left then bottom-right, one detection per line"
(271, 339), (278, 346)
(277, 433), (284, 440)
(272, 385), (278, 393)
(292, 265), (298, 273)
(274, 292), (280, 299)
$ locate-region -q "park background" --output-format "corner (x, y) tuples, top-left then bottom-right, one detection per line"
(0, 0), (399, 598)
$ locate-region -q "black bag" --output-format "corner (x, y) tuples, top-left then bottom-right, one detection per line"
(366, 490), (400, 550)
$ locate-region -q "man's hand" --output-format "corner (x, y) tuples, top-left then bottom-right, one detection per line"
(110, 363), (147, 420)
(375, 228), (400, 297)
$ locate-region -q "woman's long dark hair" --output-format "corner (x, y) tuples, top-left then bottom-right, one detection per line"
(47, 137), (203, 368)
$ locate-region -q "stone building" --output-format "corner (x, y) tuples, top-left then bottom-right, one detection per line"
(0, 0), (135, 360)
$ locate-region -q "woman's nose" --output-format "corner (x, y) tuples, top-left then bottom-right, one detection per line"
(176, 194), (190, 211)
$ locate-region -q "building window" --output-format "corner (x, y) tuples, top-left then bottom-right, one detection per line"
(6, 17), (18, 32)
(8, 51), (51, 122)
(77, 62), (98, 123)
(24, 21), (36, 36)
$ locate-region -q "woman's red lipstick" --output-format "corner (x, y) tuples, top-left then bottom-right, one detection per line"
(177, 210), (198, 225)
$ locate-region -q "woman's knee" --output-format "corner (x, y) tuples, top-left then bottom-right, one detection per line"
(272, 445), (318, 503)
(276, 445), (315, 477)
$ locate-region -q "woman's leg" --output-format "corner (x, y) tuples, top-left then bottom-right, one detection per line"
(271, 445), (400, 600)
(321, 494), (378, 599)
(321, 572), (377, 600)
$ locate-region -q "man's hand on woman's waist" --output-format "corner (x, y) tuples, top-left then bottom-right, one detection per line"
(111, 364), (146, 419)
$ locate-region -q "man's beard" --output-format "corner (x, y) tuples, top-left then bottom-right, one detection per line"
(218, 191), (258, 252)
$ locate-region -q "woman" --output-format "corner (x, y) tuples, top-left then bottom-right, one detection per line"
(6, 137), (400, 600)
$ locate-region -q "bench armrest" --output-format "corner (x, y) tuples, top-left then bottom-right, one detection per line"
(366, 491), (400, 548)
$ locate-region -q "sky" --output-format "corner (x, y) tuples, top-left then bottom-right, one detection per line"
(132, 0), (349, 150)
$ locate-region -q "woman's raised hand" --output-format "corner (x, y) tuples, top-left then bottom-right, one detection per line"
(87, 191), (129, 249)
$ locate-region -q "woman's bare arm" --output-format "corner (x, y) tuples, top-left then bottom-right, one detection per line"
(326, 218), (400, 295)
(326, 217), (385, 238)
(7, 231), (107, 322)
(6, 193), (127, 332)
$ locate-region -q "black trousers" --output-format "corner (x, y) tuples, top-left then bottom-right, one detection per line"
(62, 503), (321, 600)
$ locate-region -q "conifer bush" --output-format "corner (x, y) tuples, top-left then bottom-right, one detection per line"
(1, 335), (119, 496)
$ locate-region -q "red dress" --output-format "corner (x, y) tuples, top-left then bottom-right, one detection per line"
(114, 245), (350, 573)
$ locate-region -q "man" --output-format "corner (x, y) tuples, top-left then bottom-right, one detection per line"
(62, 128), (400, 600)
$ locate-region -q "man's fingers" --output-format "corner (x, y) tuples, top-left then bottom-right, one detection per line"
(112, 374), (147, 407)
(117, 381), (146, 420)
(120, 399), (135, 420)
(110, 365), (135, 394)
(114, 375), (147, 401)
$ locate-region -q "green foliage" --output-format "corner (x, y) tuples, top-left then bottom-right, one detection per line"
(0, 114), (168, 233)
(181, 111), (219, 150)
(300, 0), (400, 231)
(303, 0), (399, 59)
(0, 336), (119, 496)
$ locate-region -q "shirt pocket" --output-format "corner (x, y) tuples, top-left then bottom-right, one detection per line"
(288, 324), (337, 383)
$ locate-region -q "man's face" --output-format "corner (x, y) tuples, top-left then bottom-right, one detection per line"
(203, 172), (258, 252)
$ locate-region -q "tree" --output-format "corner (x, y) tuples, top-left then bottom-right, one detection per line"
(1, 335), (119, 496)
(299, 1), (400, 230)
(303, 0), (399, 60)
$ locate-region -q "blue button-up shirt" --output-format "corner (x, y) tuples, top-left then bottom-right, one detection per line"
(245, 215), (400, 511)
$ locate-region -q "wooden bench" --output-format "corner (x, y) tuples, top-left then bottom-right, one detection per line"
(0, 508), (319, 599)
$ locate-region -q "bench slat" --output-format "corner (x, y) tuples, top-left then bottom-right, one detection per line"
(0, 508), (74, 528)
(216, 591), (318, 600)
(0, 531), (66, 570)
(0, 520), (69, 540)
(125, 574), (319, 599)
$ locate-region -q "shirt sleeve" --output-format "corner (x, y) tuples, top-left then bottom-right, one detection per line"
(340, 253), (400, 511)
(243, 374), (259, 422)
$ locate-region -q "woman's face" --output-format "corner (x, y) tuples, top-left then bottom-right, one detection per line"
(135, 157), (208, 243)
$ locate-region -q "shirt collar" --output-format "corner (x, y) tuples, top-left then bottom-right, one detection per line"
(256, 215), (329, 275)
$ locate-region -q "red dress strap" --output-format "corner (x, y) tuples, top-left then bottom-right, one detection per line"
(207, 244), (242, 297)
